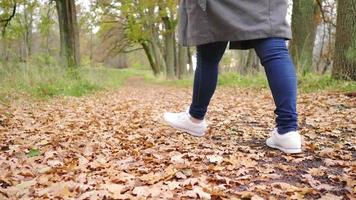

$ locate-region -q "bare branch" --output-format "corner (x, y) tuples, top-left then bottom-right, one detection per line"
(316, 0), (336, 27)
(122, 47), (143, 54)
(0, 2), (17, 35)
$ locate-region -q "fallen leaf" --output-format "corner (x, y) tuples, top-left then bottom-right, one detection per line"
(102, 184), (129, 199)
(38, 182), (72, 198)
(318, 193), (343, 200)
(207, 155), (223, 164)
(132, 186), (150, 197)
(27, 148), (40, 157)
(171, 153), (185, 164)
(193, 186), (211, 200)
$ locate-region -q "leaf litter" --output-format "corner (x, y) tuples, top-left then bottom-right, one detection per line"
(0, 78), (355, 199)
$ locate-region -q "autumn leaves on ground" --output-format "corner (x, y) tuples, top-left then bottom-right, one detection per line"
(0, 77), (355, 200)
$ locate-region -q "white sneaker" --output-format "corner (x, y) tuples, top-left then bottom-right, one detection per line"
(163, 109), (207, 137)
(266, 128), (302, 154)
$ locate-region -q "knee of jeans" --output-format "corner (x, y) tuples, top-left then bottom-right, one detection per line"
(258, 48), (290, 66)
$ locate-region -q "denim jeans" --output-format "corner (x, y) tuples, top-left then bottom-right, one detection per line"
(189, 38), (298, 134)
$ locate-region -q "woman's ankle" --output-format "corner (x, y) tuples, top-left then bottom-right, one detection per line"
(189, 115), (204, 123)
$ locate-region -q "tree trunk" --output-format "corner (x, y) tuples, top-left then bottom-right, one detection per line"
(244, 49), (255, 75)
(162, 13), (177, 79)
(332, 0), (356, 80)
(252, 51), (261, 74)
(141, 41), (160, 76)
(178, 45), (188, 79)
(290, 0), (319, 74)
(237, 50), (247, 74)
(165, 31), (175, 79)
(23, 5), (34, 61)
(151, 37), (167, 76)
(0, 37), (9, 62)
(188, 47), (193, 74)
(89, 26), (93, 67)
(55, 0), (80, 68)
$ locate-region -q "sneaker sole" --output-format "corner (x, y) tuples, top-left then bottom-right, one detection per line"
(266, 140), (302, 154)
(163, 118), (206, 137)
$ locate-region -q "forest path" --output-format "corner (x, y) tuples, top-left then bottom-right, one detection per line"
(0, 77), (355, 199)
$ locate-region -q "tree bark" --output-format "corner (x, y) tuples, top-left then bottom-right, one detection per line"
(55, 0), (80, 68)
(178, 45), (188, 79)
(141, 41), (160, 76)
(162, 14), (176, 79)
(188, 47), (193, 74)
(151, 36), (167, 76)
(332, 0), (356, 80)
(290, 0), (319, 74)
(245, 50), (260, 74)
(165, 31), (175, 79)
(23, 4), (34, 61)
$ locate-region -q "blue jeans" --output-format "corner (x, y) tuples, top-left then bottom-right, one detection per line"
(189, 38), (298, 134)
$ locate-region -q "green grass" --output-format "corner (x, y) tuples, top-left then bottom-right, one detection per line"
(1, 63), (354, 104)
(144, 72), (269, 88)
(0, 63), (149, 103)
(144, 71), (355, 93)
(217, 72), (356, 93)
(297, 73), (356, 93)
(218, 72), (269, 88)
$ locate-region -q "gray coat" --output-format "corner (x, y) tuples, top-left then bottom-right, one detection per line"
(178, 0), (292, 49)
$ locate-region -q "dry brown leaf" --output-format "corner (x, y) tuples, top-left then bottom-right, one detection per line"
(318, 193), (343, 200)
(302, 174), (334, 191)
(132, 186), (150, 197)
(193, 186), (211, 200)
(175, 171), (187, 179)
(207, 155), (223, 164)
(171, 153), (185, 164)
(1, 78), (354, 199)
(102, 184), (129, 199)
(308, 167), (326, 176)
(38, 182), (72, 198)
(166, 181), (181, 190)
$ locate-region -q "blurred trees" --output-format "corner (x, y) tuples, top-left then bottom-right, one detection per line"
(96, 0), (190, 78)
(0, 0), (354, 80)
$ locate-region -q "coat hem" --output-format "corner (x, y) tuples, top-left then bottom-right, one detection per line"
(178, 32), (292, 50)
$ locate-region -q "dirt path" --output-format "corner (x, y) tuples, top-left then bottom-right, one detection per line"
(0, 78), (355, 199)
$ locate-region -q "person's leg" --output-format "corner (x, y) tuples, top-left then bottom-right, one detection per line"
(253, 38), (298, 134)
(189, 41), (228, 120)
(163, 41), (227, 136)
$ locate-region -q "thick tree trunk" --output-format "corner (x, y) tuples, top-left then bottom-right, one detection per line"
(332, 0), (356, 80)
(237, 50), (248, 74)
(151, 37), (167, 75)
(0, 38), (10, 62)
(0, 39), (3, 62)
(141, 41), (160, 76)
(162, 14), (177, 79)
(55, 0), (80, 68)
(290, 0), (319, 74)
(165, 31), (175, 79)
(178, 45), (188, 79)
(149, 27), (167, 75)
(244, 50), (254, 74)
